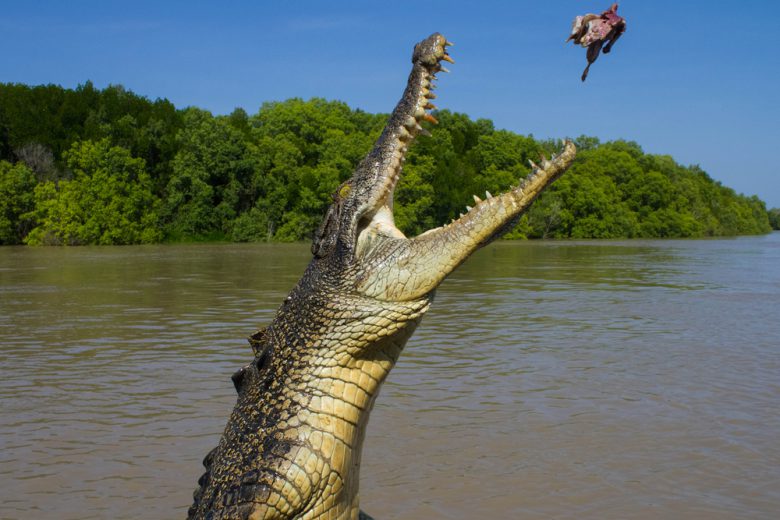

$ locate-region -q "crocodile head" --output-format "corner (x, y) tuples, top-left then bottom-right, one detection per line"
(311, 34), (453, 264)
(312, 33), (576, 301)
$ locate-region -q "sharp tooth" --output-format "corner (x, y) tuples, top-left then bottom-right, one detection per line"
(439, 66), (450, 73)
(473, 194), (481, 203)
(399, 126), (411, 140)
(423, 113), (438, 124)
(459, 213), (465, 218)
(445, 40), (455, 47)
(390, 154), (401, 170)
(466, 205), (472, 211)
(442, 54), (455, 64)
(405, 116), (417, 129)
(415, 107), (425, 118)
(425, 102), (437, 110)
(419, 127), (431, 137)
(528, 159), (539, 170)
(485, 191), (493, 199)
(425, 91), (437, 99)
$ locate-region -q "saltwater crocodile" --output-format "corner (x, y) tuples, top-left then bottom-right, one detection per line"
(188, 33), (576, 520)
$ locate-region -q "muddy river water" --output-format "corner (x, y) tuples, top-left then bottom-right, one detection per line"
(1, 234), (779, 519)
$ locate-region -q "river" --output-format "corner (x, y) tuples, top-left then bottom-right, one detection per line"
(1, 234), (779, 519)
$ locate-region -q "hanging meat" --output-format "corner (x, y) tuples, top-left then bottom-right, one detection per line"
(567, 3), (627, 81)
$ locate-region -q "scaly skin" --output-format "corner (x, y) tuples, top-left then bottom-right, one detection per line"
(188, 33), (576, 520)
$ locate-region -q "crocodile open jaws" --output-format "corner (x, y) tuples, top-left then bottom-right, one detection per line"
(188, 33), (576, 520)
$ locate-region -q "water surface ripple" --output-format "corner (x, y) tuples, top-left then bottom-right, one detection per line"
(1, 236), (779, 519)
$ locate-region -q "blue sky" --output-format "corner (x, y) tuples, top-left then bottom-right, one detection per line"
(2, 1), (778, 207)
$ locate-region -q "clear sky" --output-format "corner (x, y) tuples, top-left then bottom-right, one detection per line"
(2, 1), (778, 207)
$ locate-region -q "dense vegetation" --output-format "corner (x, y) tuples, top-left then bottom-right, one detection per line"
(769, 208), (780, 230)
(0, 82), (773, 245)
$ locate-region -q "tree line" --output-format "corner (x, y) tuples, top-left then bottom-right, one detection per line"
(0, 82), (775, 245)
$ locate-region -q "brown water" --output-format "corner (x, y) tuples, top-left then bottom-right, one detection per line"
(1, 235), (779, 519)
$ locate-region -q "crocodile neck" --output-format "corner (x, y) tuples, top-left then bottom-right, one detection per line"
(192, 262), (431, 519)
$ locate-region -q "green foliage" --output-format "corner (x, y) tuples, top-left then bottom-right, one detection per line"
(242, 98), (379, 241)
(25, 139), (161, 245)
(162, 108), (255, 239)
(0, 82), (772, 245)
(0, 82), (181, 183)
(394, 154), (437, 236)
(0, 161), (37, 244)
(769, 208), (780, 230)
(525, 143), (770, 239)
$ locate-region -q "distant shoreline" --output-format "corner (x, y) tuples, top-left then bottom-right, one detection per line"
(1, 84), (775, 246)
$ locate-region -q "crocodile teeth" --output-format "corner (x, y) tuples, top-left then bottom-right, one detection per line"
(459, 213), (465, 218)
(404, 116), (417, 130)
(419, 127), (431, 137)
(425, 102), (437, 110)
(442, 54), (455, 64)
(473, 194), (482, 203)
(399, 126), (411, 140)
(439, 66), (450, 73)
(485, 191), (493, 199)
(390, 154), (401, 171)
(465, 205), (472, 211)
(445, 40), (455, 47)
(423, 113), (438, 124)
(528, 159), (539, 170)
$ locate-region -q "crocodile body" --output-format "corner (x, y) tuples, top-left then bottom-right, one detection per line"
(188, 33), (576, 520)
